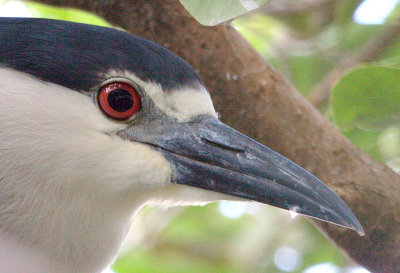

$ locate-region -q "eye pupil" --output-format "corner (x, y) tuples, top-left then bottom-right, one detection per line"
(107, 89), (134, 112)
(98, 82), (142, 120)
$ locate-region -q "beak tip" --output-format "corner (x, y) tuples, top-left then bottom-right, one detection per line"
(353, 222), (365, 236)
(333, 207), (365, 236)
(334, 213), (365, 236)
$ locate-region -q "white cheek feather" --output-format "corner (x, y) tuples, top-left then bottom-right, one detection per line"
(104, 70), (217, 122)
(0, 68), (173, 272)
(0, 68), (227, 273)
(164, 89), (216, 122)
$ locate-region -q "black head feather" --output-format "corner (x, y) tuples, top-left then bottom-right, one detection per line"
(0, 18), (204, 91)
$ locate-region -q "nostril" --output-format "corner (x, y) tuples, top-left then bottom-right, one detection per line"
(201, 138), (245, 154)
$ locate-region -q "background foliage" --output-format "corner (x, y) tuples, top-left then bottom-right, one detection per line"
(1, 0), (399, 272)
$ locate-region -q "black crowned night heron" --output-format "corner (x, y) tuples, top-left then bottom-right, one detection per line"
(0, 18), (363, 273)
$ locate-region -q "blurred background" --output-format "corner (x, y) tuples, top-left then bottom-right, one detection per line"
(1, 0), (399, 272)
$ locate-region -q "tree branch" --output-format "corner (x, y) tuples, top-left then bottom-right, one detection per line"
(29, 1), (400, 272)
(308, 20), (400, 107)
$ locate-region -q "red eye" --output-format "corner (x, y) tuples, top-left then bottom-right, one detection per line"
(98, 82), (141, 120)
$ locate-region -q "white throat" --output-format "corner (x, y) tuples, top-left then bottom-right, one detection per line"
(0, 68), (230, 272)
(0, 68), (167, 272)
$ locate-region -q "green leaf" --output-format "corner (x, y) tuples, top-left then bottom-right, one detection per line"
(343, 128), (384, 162)
(337, 23), (380, 52)
(331, 65), (400, 131)
(288, 55), (334, 96)
(113, 248), (236, 273)
(24, 1), (112, 27)
(179, 0), (269, 26)
(233, 14), (282, 57)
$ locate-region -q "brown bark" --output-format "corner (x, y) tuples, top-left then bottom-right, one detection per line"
(30, 1), (400, 272)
